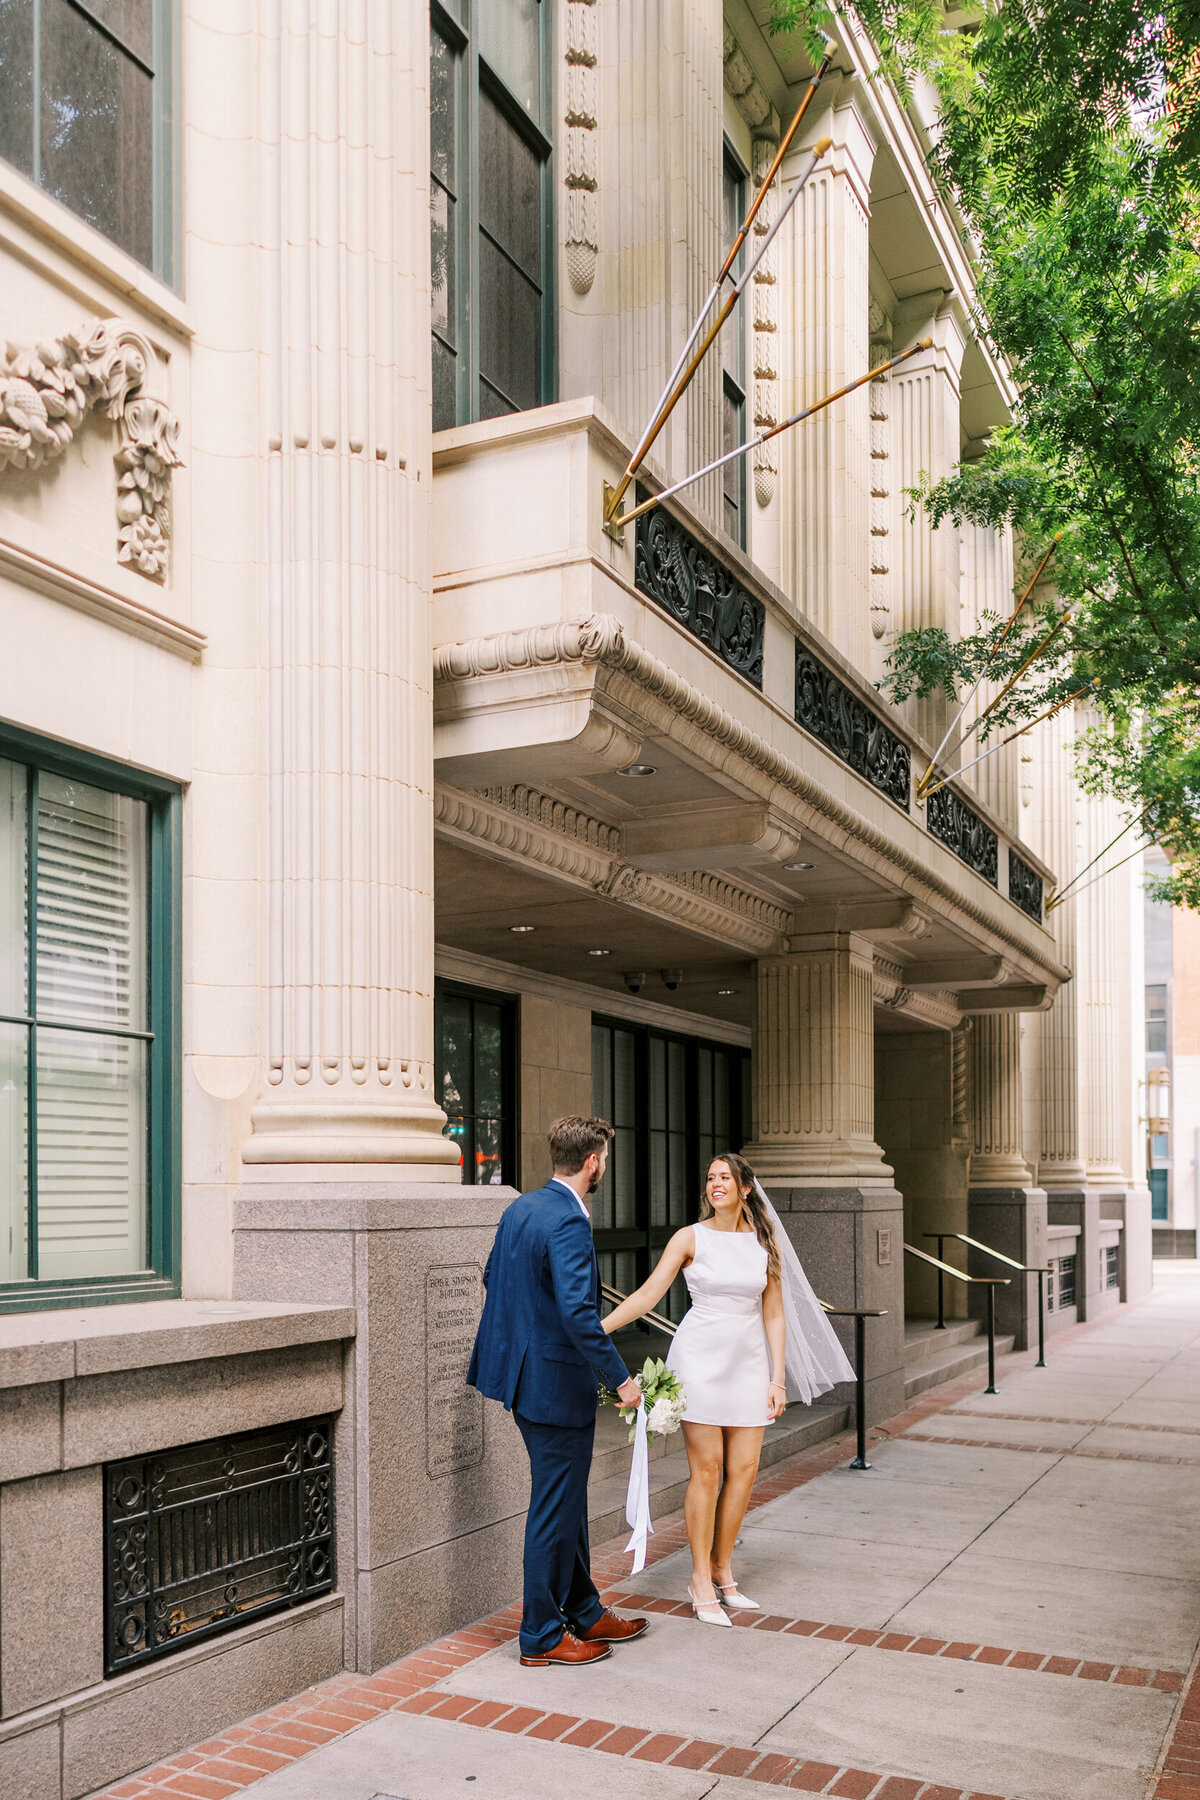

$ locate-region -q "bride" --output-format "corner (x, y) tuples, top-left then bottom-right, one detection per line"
(602, 1151), (853, 1625)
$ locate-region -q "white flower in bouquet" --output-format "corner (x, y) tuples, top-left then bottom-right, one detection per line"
(601, 1356), (687, 1445)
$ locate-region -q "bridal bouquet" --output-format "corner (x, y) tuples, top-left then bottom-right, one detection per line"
(601, 1356), (687, 1444)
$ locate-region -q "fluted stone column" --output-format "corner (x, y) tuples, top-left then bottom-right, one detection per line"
(959, 520), (1018, 829)
(891, 302), (965, 751)
(1032, 704), (1088, 1192)
(782, 99), (875, 669)
(967, 1013), (1047, 1347)
(231, 2), (525, 1676)
(744, 934), (905, 1423)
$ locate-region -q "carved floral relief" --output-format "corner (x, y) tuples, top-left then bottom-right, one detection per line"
(0, 320), (182, 582)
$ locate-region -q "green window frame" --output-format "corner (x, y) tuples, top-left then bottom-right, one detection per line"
(591, 1016), (751, 1324)
(0, 725), (181, 1314)
(435, 978), (518, 1186)
(0, 0), (177, 282)
(721, 141), (748, 550)
(430, 0), (555, 430)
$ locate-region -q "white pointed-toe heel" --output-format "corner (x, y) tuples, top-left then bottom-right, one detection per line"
(688, 1583), (733, 1627)
(716, 1582), (761, 1613)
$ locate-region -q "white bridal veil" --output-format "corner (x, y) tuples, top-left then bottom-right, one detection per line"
(754, 1178), (856, 1402)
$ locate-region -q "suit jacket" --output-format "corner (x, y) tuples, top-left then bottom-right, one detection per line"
(467, 1181), (630, 1428)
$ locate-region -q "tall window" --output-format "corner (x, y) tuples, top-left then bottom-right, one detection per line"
(592, 1018), (751, 1323)
(721, 142), (748, 548)
(0, 0), (175, 279)
(430, 0), (553, 431)
(1146, 983), (1167, 1054)
(436, 980), (517, 1185)
(0, 734), (179, 1310)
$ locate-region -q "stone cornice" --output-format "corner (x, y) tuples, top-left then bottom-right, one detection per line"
(434, 779), (791, 956)
(873, 957), (963, 1032)
(433, 614), (1070, 991)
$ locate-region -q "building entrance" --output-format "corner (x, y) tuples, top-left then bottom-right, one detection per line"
(591, 1016), (750, 1323)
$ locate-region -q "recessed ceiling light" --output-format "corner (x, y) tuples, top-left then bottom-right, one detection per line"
(509, 924), (536, 933)
(717, 987), (738, 996)
(587, 948), (611, 957)
(615, 764), (657, 777)
(785, 860), (815, 871)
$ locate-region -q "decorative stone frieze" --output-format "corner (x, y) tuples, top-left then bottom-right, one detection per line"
(635, 502), (765, 687)
(926, 785), (999, 886)
(794, 645), (910, 808)
(563, 0), (599, 293)
(872, 959), (962, 1032)
(0, 321), (181, 581)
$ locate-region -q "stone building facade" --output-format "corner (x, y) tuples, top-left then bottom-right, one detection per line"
(0, 3), (1151, 1795)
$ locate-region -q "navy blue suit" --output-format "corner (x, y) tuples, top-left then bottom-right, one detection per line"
(468, 1180), (629, 1653)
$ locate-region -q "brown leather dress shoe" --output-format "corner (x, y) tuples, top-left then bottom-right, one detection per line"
(577, 1607), (650, 1644)
(519, 1629), (613, 1667)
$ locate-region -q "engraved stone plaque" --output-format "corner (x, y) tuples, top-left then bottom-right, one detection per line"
(426, 1263), (485, 1478)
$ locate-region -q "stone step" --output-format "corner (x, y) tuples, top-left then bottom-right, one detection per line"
(903, 1331), (1016, 1399)
(587, 1399), (849, 1546)
(903, 1317), (986, 1368)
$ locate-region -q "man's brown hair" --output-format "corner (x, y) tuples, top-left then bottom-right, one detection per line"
(548, 1115), (614, 1174)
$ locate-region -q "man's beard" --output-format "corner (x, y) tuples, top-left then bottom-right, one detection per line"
(586, 1165), (603, 1195)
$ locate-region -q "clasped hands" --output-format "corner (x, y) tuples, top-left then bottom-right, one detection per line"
(616, 1375), (643, 1408)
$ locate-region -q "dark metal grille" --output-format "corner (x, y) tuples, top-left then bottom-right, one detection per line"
(1057, 1253), (1076, 1310)
(1008, 850), (1044, 921)
(634, 496), (764, 688)
(104, 1417), (334, 1676)
(925, 785), (999, 885)
(794, 646), (910, 808)
(1105, 1244), (1120, 1289)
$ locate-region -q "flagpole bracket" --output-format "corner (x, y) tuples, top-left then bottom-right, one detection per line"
(601, 482), (627, 545)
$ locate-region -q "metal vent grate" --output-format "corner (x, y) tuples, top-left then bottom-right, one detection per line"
(104, 1416), (334, 1675)
(1105, 1244), (1120, 1289)
(1057, 1254), (1076, 1310)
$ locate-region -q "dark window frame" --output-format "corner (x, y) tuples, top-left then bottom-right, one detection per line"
(0, 723), (181, 1314)
(591, 1014), (751, 1324)
(435, 977), (519, 1187)
(0, 0), (178, 283)
(721, 139), (748, 549)
(430, 0), (555, 430)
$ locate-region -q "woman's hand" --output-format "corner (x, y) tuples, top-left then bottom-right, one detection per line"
(767, 1380), (787, 1421)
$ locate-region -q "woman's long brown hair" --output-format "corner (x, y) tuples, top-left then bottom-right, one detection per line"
(700, 1152), (781, 1281)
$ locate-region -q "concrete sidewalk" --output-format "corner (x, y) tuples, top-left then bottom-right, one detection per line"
(95, 1266), (1200, 1800)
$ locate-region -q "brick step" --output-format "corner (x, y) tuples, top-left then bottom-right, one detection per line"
(587, 1399), (848, 1545)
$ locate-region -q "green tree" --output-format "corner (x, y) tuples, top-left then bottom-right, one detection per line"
(769, 1), (1200, 906)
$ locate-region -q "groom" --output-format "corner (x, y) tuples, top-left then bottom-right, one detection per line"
(468, 1116), (649, 1666)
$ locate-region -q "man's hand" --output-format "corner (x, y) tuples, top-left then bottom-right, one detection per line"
(616, 1376), (643, 1408)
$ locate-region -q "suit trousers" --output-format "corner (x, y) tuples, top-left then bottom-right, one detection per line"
(513, 1410), (604, 1655)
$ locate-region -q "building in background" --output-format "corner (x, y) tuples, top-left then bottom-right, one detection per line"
(0, 5), (1154, 1797)
(1145, 846), (1200, 1257)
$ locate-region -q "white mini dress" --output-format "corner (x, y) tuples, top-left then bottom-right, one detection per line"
(665, 1224), (771, 1427)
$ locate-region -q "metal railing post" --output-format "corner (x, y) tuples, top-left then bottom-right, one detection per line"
(1036, 1268), (1046, 1368)
(936, 1234), (946, 1330)
(850, 1311), (870, 1470)
(985, 1282), (998, 1394)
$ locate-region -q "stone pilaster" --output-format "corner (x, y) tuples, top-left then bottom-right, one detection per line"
(243, 0), (458, 1179)
(782, 100), (875, 669)
(891, 302), (965, 751)
(1032, 703), (1089, 1193)
(744, 934), (904, 1425)
(967, 1013), (1047, 1348)
(959, 520), (1018, 829)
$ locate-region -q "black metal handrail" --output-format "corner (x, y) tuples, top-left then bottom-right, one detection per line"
(600, 1282), (885, 1471)
(904, 1243), (1009, 1395)
(924, 1231), (1052, 1369)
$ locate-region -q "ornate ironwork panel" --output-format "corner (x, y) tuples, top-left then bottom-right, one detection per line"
(634, 499), (764, 688)
(925, 786), (999, 885)
(104, 1417), (334, 1675)
(793, 646), (910, 808)
(1008, 849), (1044, 921)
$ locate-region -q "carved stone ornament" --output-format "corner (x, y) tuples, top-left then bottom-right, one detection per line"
(1008, 849), (1044, 921)
(793, 645), (911, 809)
(563, 0), (599, 293)
(0, 320), (181, 582)
(635, 501), (764, 688)
(925, 785), (1000, 886)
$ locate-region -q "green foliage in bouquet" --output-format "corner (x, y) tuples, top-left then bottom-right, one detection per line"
(599, 1357), (688, 1444)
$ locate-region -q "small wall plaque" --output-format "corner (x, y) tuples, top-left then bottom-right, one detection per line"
(877, 1228), (893, 1266)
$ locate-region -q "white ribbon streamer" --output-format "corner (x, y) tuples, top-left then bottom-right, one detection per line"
(623, 1404), (653, 1573)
